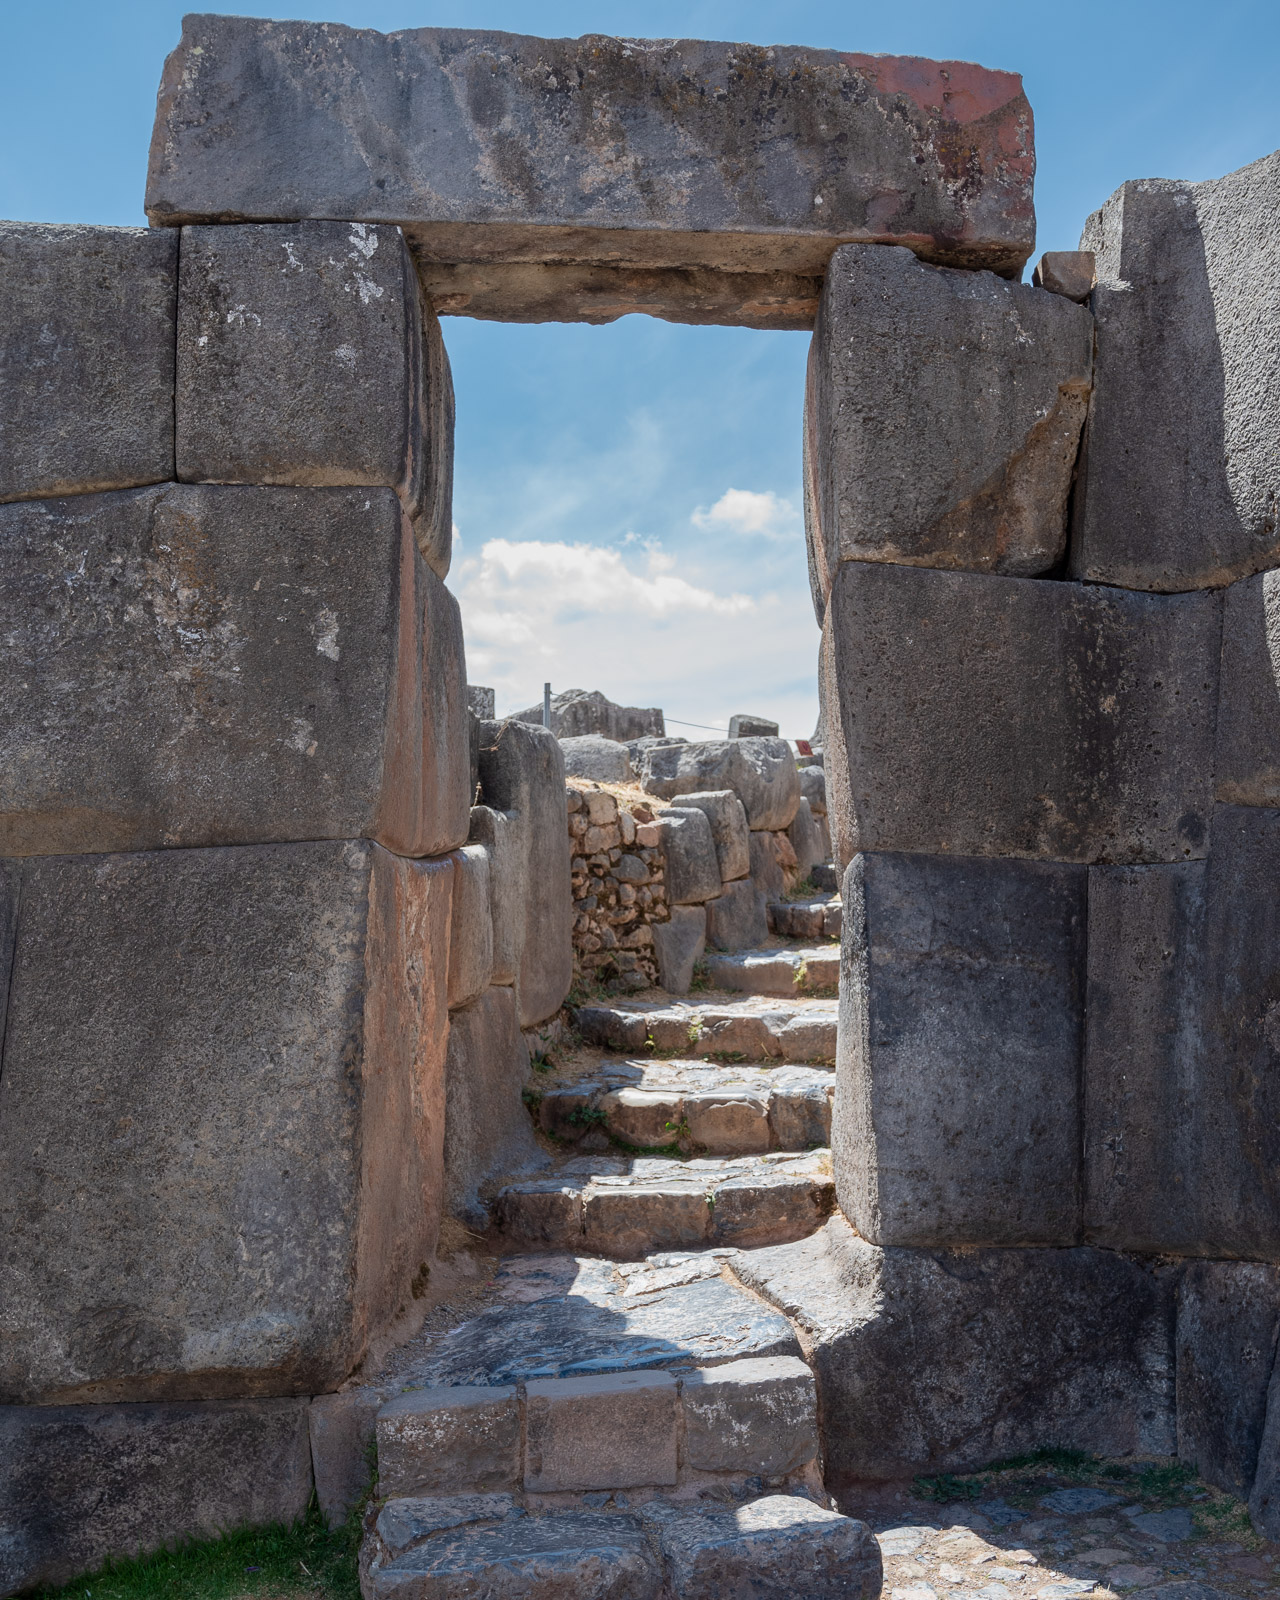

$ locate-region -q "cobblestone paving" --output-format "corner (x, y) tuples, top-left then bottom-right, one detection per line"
(843, 1466), (1278, 1600)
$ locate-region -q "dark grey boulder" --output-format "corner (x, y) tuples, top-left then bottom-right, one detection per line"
(558, 734), (633, 783)
(670, 791), (750, 883)
(823, 561), (1219, 866)
(1176, 1260), (1280, 1499)
(0, 484), (469, 858)
(659, 808), (723, 905)
(728, 714), (779, 738)
(836, 851), (1086, 1248)
(0, 223), (176, 503)
(1072, 150), (1280, 591)
(807, 243), (1092, 601)
(177, 221), (453, 577)
(514, 687), (663, 742)
(444, 986), (548, 1229)
(0, 1398), (312, 1596)
(641, 739), (799, 832)
(798, 765), (827, 818)
(652, 906), (707, 996)
(705, 879), (769, 954)
(146, 19), (1038, 322)
(735, 1218), (1177, 1489)
(788, 797), (826, 878)
(0, 842), (453, 1404)
(477, 720), (573, 1027)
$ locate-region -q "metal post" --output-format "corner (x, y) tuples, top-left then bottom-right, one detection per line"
(543, 682), (552, 730)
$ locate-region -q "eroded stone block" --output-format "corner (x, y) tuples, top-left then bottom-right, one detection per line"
(447, 845), (493, 1009)
(0, 842), (452, 1403)
(735, 1218), (1177, 1488)
(476, 720), (573, 1026)
(0, 223), (176, 503)
(309, 1389), (382, 1529)
(0, 484), (469, 858)
(0, 1398), (311, 1596)
(788, 797), (826, 878)
(524, 1370), (678, 1492)
(443, 986), (547, 1229)
(641, 740), (800, 831)
(177, 221), (454, 576)
(147, 20), (1037, 311)
(660, 808), (723, 904)
(652, 906), (706, 996)
(673, 791), (750, 883)
(704, 879), (769, 954)
(377, 1386), (520, 1497)
(1072, 152), (1280, 591)
(836, 851), (1086, 1248)
(807, 244), (1092, 594)
(1216, 569), (1280, 806)
(823, 561), (1219, 866)
(1177, 1261), (1280, 1498)
(680, 1357), (817, 1475)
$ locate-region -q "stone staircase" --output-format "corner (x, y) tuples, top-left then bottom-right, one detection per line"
(356, 909), (875, 1599)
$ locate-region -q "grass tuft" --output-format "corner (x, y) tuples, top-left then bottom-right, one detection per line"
(33, 1501), (360, 1600)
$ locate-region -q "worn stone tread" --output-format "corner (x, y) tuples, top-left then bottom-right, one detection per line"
(703, 947), (840, 997)
(573, 997), (837, 1063)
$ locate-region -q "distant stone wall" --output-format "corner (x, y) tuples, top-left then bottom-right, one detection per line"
(567, 786), (668, 992)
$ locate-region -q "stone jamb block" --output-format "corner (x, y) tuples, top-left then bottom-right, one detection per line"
(0, 223), (177, 504)
(0, 1397), (312, 1595)
(0, 484), (469, 859)
(1215, 568), (1280, 807)
(377, 1385), (521, 1497)
(309, 1388), (383, 1529)
(0, 841), (452, 1404)
(176, 220), (454, 577)
(652, 905), (707, 995)
(836, 850), (1086, 1249)
(672, 790), (751, 883)
(659, 806), (723, 905)
(704, 877), (770, 954)
(446, 844), (494, 1009)
(524, 1370), (678, 1492)
(807, 243), (1093, 595)
(823, 560), (1219, 867)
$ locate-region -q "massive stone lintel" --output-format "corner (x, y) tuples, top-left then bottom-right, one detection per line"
(806, 244), (1093, 600)
(1085, 809), (1280, 1260)
(177, 221), (454, 577)
(836, 851), (1086, 1249)
(821, 561), (1219, 865)
(1071, 150), (1280, 591)
(0, 484), (469, 858)
(0, 1398), (313, 1596)
(0, 841), (452, 1404)
(735, 1218), (1176, 1489)
(0, 224), (177, 505)
(145, 18), (1037, 328)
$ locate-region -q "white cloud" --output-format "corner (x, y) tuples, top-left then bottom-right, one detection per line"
(691, 488), (801, 542)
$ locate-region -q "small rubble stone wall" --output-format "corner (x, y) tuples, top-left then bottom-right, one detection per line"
(568, 785), (669, 992)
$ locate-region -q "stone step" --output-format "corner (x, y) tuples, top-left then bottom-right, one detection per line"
(574, 998), (837, 1063)
(365, 1495), (881, 1599)
(531, 1062), (832, 1153)
(494, 1151), (834, 1258)
(704, 947), (840, 998)
(768, 898), (842, 940)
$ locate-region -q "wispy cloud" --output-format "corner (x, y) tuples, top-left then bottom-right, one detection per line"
(692, 488), (802, 542)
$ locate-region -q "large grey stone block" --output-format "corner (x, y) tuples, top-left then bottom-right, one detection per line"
(735, 1218), (1176, 1489)
(1176, 1261), (1280, 1498)
(788, 797), (826, 878)
(0, 484), (469, 858)
(1072, 151), (1280, 591)
(652, 1496), (880, 1600)
(652, 906), (707, 996)
(0, 1397), (312, 1595)
(798, 765), (827, 818)
(468, 804), (521, 987)
(514, 687), (663, 742)
(1216, 569), (1280, 806)
(1250, 1367), (1280, 1538)
(680, 1357), (817, 1475)
(642, 740), (799, 832)
(525, 1370), (678, 1492)
(0, 841), (452, 1404)
(447, 845), (494, 1010)
(704, 878), (769, 954)
(147, 19), (1037, 323)
(836, 851), (1086, 1248)
(659, 808), (723, 905)
(309, 1388), (382, 1529)
(1085, 810), (1280, 1259)
(444, 985), (547, 1229)
(176, 221), (453, 576)
(0, 223), (176, 503)
(670, 791), (750, 883)
(477, 720), (573, 1026)
(822, 560), (1219, 866)
(377, 1386), (521, 1497)
(806, 244), (1092, 598)
(558, 733), (633, 782)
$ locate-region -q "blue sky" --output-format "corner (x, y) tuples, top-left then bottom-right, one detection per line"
(3, 2), (1278, 736)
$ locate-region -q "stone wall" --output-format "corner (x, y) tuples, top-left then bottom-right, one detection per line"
(568, 786), (669, 992)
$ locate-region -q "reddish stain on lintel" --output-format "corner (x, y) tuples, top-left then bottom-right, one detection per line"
(840, 52), (1025, 124)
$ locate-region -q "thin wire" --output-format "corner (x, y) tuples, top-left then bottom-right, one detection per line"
(664, 717), (730, 733)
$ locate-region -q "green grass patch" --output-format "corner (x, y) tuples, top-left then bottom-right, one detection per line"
(34, 1502), (360, 1600)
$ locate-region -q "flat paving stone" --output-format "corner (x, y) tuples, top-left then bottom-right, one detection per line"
(574, 997), (837, 1063)
(705, 947), (840, 997)
(379, 1253), (801, 1389)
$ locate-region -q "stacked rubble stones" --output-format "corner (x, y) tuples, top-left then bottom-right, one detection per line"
(0, 220), (574, 1593)
(568, 787), (668, 992)
(801, 152), (1280, 1517)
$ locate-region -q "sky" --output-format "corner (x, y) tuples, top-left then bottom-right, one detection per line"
(2, 2), (1278, 738)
